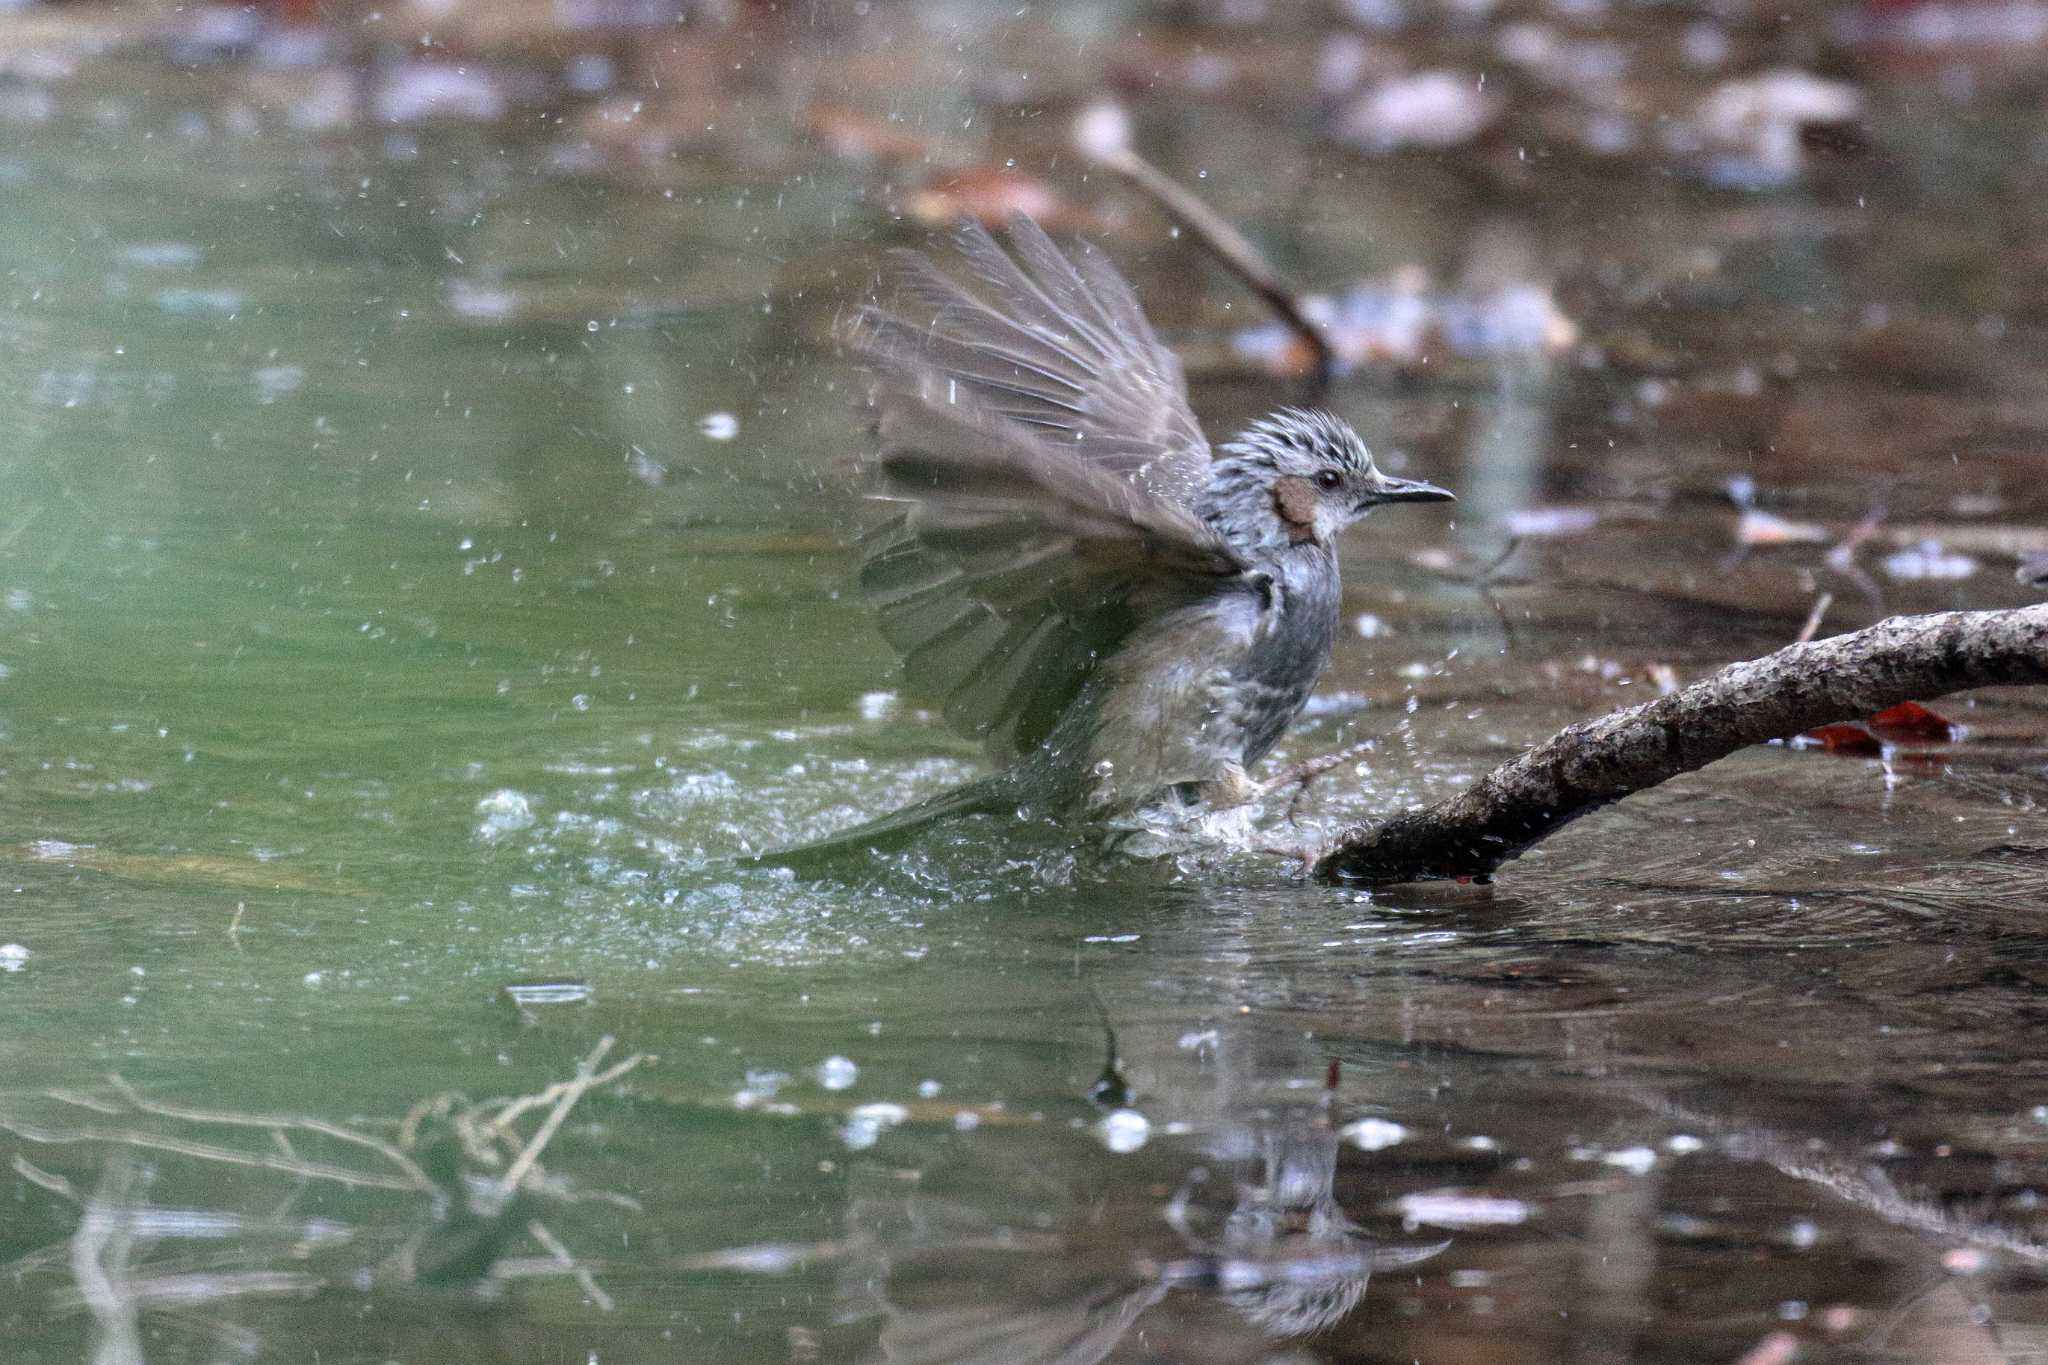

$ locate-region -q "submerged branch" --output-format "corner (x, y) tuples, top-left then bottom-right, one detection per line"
(1316, 605), (2048, 885)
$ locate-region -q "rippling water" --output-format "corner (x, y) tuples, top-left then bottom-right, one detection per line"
(2, 4), (2045, 1362)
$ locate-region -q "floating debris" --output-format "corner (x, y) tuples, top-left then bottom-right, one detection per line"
(372, 62), (508, 124)
(1736, 508), (1832, 549)
(1601, 1145), (1658, 1175)
(1881, 539), (1979, 581)
(1337, 69), (1501, 151)
(1691, 68), (1862, 188)
(1232, 268), (1576, 375)
(1392, 1192), (1535, 1229)
(444, 277), (522, 322)
(627, 447), (666, 486)
(1503, 506), (1599, 539)
(1339, 1117), (1408, 1150)
(905, 168), (1076, 231)
(502, 980), (593, 1008)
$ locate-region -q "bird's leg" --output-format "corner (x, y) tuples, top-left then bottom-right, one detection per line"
(1201, 743), (1371, 825)
(1261, 740), (1377, 825)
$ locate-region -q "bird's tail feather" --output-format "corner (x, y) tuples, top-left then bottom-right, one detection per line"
(745, 776), (1015, 872)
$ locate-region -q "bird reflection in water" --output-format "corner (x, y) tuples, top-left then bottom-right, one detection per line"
(831, 1065), (1446, 1364)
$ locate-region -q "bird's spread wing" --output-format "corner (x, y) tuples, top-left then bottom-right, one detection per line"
(856, 368), (1244, 761)
(851, 216), (1213, 508)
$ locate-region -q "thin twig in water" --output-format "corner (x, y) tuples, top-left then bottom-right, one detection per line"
(1399, 536), (1526, 655)
(72, 1158), (144, 1365)
(6, 1045), (655, 1357)
(13, 1154), (79, 1201)
(137, 1304), (265, 1357)
(1, 1116), (425, 1193)
(1471, 535), (1525, 584)
(1826, 504), (1887, 611)
(1794, 591), (1834, 644)
(1455, 536), (1527, 654)
(475, 1047), (648, 1148)
(103, 1075), (437, 1195)
(397, 1091), (468, 1153)
(57, 1269), (324, 1312)
(524, 1218), (614, 1311)
(495, 1036), (638, 1198)
(1077, 107), (1337, 386)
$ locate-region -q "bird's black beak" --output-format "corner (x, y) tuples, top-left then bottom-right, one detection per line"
(1362, 474), (1455, 509)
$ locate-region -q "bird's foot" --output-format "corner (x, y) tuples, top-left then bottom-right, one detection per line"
(1248, 827), (1326, 873)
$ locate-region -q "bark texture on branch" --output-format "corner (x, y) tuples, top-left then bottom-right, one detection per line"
(1315, 605), (2048, 886)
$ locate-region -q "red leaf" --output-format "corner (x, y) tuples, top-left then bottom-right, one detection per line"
(1796, 723), (1884, 756)
(1868, 700), (1961, 742)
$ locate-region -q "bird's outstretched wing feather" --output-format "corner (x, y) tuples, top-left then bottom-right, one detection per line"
(855, 217), (1213, 507)
(856, 367), (1243, 760)
(848, 221), (1234, 759)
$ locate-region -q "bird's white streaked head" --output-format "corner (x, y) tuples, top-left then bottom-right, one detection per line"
(1203, 408), (1453, 550)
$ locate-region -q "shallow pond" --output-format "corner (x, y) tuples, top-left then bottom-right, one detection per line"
(2, 4), (2045, 1362)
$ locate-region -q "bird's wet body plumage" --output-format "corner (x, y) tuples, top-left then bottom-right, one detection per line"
(757, 221), (1451, 867)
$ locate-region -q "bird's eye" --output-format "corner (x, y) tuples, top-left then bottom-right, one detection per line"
(1314, 469), (1343, 491)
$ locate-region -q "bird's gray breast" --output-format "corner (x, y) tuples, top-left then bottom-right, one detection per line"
(1076, 545), (1341, 811)
(1232, 547), (1342, 765)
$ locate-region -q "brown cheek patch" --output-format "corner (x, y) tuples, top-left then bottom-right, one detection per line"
(1272, 476), (1320, 542)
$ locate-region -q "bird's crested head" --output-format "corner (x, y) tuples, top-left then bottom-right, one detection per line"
(1199, 408), (1453, 552)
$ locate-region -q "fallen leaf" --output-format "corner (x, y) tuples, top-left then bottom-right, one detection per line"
(1794, 700), (1963, 754)
(904, 169), (1075, 230)
(804, 104), (949, 164)
(1793, 723), (1884, 756)
(1736, 507), (1830, 548)
(1503, 506), (1599, 538)
(1868, 700), (1961, 742)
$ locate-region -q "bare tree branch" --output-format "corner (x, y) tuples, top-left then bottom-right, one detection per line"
(1316, 605), (2048, 885)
